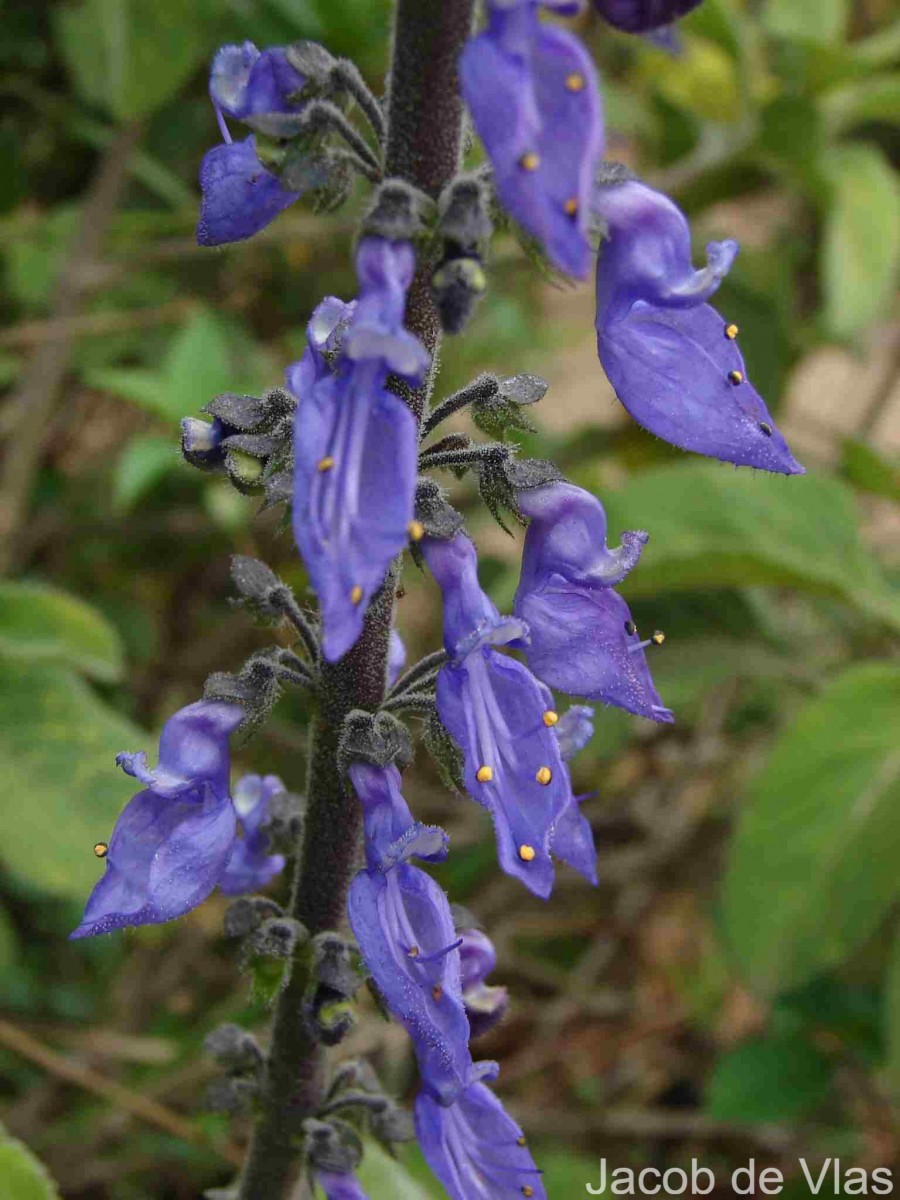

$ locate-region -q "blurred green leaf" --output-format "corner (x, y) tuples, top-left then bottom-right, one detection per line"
(55, 0), (207, 120)
(706, 1035), (833, 1122)
(720, 662), (900, 995)
(764, 0), (847, 45)
(603, 464), (900, 630)
(822, 143), (900, 339)
(113, 435), (181, 512)
(0, 906), (18, 971)
(884, 924), (900, 1099)
(4, 207), (79, 310)
(0, 660), (143, 899)
(823, 74), (900, 134)
(841, 438), (900, 504)
(0, 1126), (61, 1200)
(0, 582), (124, 683)
(358, 1142), (439, 1200)
(86, 308), (239, 424)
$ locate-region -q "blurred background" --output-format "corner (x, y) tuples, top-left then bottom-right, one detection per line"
(1, 0), (899, 1196)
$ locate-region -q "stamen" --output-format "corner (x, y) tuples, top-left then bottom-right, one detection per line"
(316, 455), (335, 472)
(407, 945), (420, 958)
(519, 152), (540, 172)
(93, 841), (108, 858)
(522, 1188), (534, 1198)
(518, 844), (536, 862)
(725, 322), (739, 340)
(563, 198), (578, 216)
(628, 638), (653, 654)
(727, 370), (744, 386)
(759, 421), (773, 437)
(651, 630), (666, 646)
(476, 765), (494, 783)
(413, 938), (464, 965)
(565, 72), (586, 92)
(350, 585), (363, 605)
(517, 1136), (527, 1147)
(624, 619), (637, 636)
(407, 519), (425, 542)
(542, 710), (559, 727)
(535, 766), (552, 786)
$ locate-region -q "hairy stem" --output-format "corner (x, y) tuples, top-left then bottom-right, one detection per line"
(236, 2), (473, 1196)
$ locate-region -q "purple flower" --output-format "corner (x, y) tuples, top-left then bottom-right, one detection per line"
(458, 928), (509, 1039)
(415, 1079), (547, 1200)
(346, 762), (484, 1105)
(594, 176), (804, 474)
(197, 138), (301, 247)
(197, 43), (308, 247)
(594, 0), (703, 32)
(514, 480), (672, 722)
(316, 1171), (368, 1200)
(71, 701), (247, 939)
(460, 0), (603, 277)
(210, 43), (306, 136)
(291, 243), (428, 662)
(422, 533), (574, 900)
(549, 706), (598, 884)
(218, 774), (287, 896)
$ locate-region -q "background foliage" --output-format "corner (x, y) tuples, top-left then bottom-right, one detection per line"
(1, 0), (898, 1195)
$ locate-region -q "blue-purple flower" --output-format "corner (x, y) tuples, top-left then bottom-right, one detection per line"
(219, 774), (287, 896)
(71, 701), (275, 939)
(514, 479), (672, 722)
(415, 1079), (547, 1200)
(316, 1170), (368, 1200)
(460, 0), (603, 278)
(291, 241), (428, 662)
(594, 175), (804, 474)
(458, 928), (509, 1039)
(594, 0), (703, 31)
(198, 43), (307, 247)
(422, 533), (574, 899)
(346, 762), (484, 1105)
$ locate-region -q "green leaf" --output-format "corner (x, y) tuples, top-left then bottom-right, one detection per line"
(0, 660), (144, 899)
(823, 74), (900, 134)
(841, 438), (900, 505)
(602, 463), (900, 630)
(358, 1143), (439, 1200)
(720, 663), (900, 996)
(0, 1126), (61, 1200)
(56, 0), (207, 119)
(822, 143), (900, 338)
(764, 0), (847, 44)
(113, 435), (181, 512)
(706, 1035), (833, 1122)
(0, 582), (124, 683)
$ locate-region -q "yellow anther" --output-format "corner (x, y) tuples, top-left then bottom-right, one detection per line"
(542, 710), (559, 727)
(651, 630), (666, 646)
(517, 1136), (527, 1148)
(535, 766), (552, 786)
(407, 519), (425, 542)
(727, 370), (744, 386)
(350, 585), (364, 605)
(563, 197), (579, 217)
(725, 322), (739, 340)
(476, 765), (494, 784)
(93, 841), (109, 858)
(519, 152), (540, 172)
(408, 945), (420, 958)
(522, 1187), (535, 1197)
(518, 844), (536, 862)
(565, 72), (586, 92)
(316, 456), (335, 472)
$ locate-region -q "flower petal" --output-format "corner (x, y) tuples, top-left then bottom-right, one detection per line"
(518, 579), (672, 721)
(594, 0), (703, 32)
(71, 785), (236, 938)
(197, 138), (299, 247)
(316, 1171), (369, 1200)
(415, 1081), (547, 1200)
